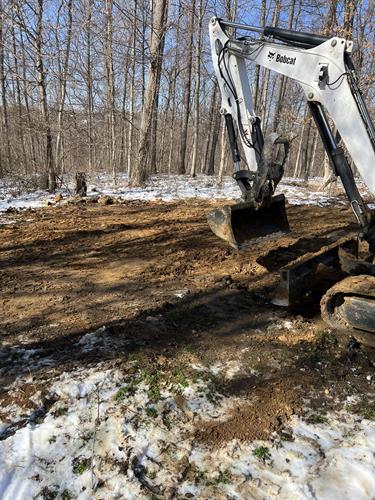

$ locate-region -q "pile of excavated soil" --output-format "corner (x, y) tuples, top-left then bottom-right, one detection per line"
(195, 375), (311, 444)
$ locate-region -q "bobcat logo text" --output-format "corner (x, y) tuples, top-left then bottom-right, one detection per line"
(268, 51), (296, 66)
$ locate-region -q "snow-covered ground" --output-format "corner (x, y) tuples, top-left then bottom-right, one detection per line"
(1, 348), (374, 500)
(0, 173), (372, 216)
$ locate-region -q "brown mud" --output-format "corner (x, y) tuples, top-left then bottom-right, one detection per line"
(1, 199), (374, 442)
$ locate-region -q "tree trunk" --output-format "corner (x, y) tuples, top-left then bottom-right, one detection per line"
(19, 28), (37, 173)
(218, 0), (237, 178)
(0, 0), (11, 173)
(201, 83), (218, 173)
(131, 0), (168, 185)
(206, 103), (221, 176)
(149, 0), (167, 174)
(55, 0), (73, 174)
(85, 0), (94, 171)
(190, 0), (203, 177)
(253, 0), (266, 113)
(159, 71), (173, 169)
(127, 0), (138, 177)
(321, 0), (340, 189)
(178, 0), (195, 174)
(11, 11), (27, 173)
(104, 0), (116, 181)
(293, 106), (308, 177)
(308, 129), (319, 179)
(167, 3), (181, 175)
(75, 172), (87, 196)
(259, 0), (281, 129)
(343, 0), (355, 39)
(218, 118), (227, 182)
(120, 44), (130, 170)
(36, 0), (55, 191)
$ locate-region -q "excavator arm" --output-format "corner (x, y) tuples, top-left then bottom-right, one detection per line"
(209, 17), (375, 252)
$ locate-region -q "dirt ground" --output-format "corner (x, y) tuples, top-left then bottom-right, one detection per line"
(1, 198), (374, 443)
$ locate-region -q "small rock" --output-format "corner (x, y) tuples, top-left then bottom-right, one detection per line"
(67, 195), (85, 205)
(157, 355), (167, 366)
(146, 315), (159, 323)
(98, 195), (114, 205)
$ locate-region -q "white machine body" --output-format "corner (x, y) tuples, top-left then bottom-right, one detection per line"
(209, 17), (375, 195)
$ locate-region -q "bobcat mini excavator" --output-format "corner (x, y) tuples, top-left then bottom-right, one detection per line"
(208, 17), (375, 346)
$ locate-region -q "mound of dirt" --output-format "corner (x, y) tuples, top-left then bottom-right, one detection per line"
(195, 376), (305, 445)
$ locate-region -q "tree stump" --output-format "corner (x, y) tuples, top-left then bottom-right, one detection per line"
(75, 172), (87, 197)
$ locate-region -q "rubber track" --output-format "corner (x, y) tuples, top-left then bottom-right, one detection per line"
(321, 275), (375, 348)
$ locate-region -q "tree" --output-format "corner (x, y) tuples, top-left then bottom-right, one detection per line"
(190, 0), (204, 177)
(55, 0), (73, 174)
(104, 0), (116, 181)
(0, 0), (373, 185)
(85, 0), (94, 171)
(0, 0), (11, 173)
(35, 0), (55, 190)
(178, 0), (195, 175)
(127, 0), (138, 177)
(131, 0), (168, 185)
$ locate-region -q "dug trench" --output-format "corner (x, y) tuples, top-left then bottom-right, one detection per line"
(1, 199), (374, 444)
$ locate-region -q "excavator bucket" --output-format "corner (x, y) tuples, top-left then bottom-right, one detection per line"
(207, 194), (290, 249)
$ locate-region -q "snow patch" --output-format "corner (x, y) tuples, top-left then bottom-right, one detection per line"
(0, 174), (372, 220)
(0, 363), (374, 499)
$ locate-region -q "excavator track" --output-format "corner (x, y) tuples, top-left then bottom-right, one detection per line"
(321, 275), (375, 348)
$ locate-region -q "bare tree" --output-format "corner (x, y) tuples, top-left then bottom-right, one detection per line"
(190, 0), (204, 177)
(178, 0), (195, 174)
(104, 0), (116, 181)
(167, 3), (182, 175)
(35, 0), (55, 190)
(131, 0), (168, 185)
(85, 0), (94, 171)
(0, 0), (11, 172)
(0, 0), (373, 185)
(127, 0), (138, 177)
(55, 0), (73, 174)
(253, 0), (266, 113)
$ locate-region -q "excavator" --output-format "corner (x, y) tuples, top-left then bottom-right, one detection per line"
(208, 17), (375, 347)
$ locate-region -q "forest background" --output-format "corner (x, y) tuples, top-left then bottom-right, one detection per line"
(0, 0), (373, 189)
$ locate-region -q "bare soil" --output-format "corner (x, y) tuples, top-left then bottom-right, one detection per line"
(1, 199), (374, 442)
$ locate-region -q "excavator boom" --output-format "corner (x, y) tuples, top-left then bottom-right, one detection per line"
(209, 17), (375, 251)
